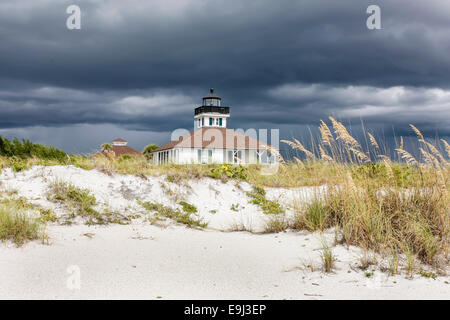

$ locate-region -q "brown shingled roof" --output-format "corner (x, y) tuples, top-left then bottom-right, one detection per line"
(153, 127), (270, 152)
(97, 145), (143, 158)
(112, 138), (127, 142)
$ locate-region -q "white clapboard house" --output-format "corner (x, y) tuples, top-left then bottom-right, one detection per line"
(152, 89), (276, 165)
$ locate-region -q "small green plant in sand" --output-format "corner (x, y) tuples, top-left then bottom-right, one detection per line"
(320, 239), (335, 273)
(178, 201), (198, 214)
(38, 208), (58, 223)
(246, 186), (284, 215)
(139, 201), (207, 228)
(419, 269), (437, 279)
(364, 270), (375, 278)
(230, 203), (240, 212)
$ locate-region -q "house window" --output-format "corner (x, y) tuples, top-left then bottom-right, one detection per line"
(208, 150), (213, 163)
(197, 149), (202, 163)
(202, 118), (204, 126)
(209, 117), (213, 126)
(227, 150), (233, 163)
(198, 119), (201, 127)
(219, 118), (223, 126)
(234, 150), (242, 163)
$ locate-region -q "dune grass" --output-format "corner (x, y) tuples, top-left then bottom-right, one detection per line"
(46, 180), (130, 225)
(0, 119), (448, 270)
(281, 118), (449, 269)
(0, 203), (45, 246)
(320, 238), (335, 273)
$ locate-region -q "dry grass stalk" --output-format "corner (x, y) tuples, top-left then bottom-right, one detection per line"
(440, 139), (450, 158)
(395, 148), (418, 166)
(425, 141), (446, 164)
(349, 147), (370, 164)
(329, 116), (360, 148)
(410, 124), (424, 142)
(319, 145), (333, 161)
(281, 139), (314, 158)
(368, 133), (379, 149)
(319, 120), (334, 146)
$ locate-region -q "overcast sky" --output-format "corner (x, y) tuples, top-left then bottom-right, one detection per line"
(0, 0), (449, 154)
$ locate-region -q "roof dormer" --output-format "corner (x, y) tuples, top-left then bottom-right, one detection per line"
(112, 138), (128, 146)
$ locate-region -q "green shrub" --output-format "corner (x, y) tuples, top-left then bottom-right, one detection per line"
(0, 136), (66, 162)
(209, 164), (248, 181)
(12, 159), (28, 172)
(139, 201), (207, 228)
(118, 154), (132, 162)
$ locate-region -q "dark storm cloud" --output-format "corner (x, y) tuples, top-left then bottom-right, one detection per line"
(0, 0), (449, 152)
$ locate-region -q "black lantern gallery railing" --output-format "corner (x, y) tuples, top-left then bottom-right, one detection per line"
(194, 106), (230, 115)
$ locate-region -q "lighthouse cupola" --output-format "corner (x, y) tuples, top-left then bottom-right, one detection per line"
(194, 88), (230, 129)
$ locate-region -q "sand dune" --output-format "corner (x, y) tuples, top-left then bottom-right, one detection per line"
(0, 166), (448, 299)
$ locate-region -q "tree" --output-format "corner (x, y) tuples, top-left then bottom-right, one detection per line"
(100, 143), (115, 158)
(143, 144), (158, 160)
(101, 143), (112, 152)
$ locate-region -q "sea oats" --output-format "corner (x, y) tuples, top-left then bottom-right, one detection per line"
(319, 145), (333, 161)
(346, 171), (357, 193)
(439, 139), (450, 158)
(420, 148), (440, 168)
(410, 124), (424, 142)
(350, 147), (370, 164)
(378, 155), (394, 179)
(293, 157), (305, 168)
(425, 141), (446, 164)
(395, 148), (418, 166)
(329, 116), (360, 148)
(368, 133), (379, 149)
(319, 120), (334, 146)
(281, 139), (314, 158)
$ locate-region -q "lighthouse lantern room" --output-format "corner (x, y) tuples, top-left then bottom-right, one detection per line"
(194, 88), (230, 129)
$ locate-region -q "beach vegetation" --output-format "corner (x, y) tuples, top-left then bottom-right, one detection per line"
(0, 202), (45, 246)
(139, 201), (207, 228)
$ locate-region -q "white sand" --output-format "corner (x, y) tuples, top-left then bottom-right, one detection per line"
(0, 165), (277, 232)
(0, 166), (448, 299)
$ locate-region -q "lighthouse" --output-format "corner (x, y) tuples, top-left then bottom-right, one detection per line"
(193, 88), (230, 129)
(152, 88), (275, 165)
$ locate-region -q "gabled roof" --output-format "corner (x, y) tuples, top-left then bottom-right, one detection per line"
(153, 127), (271, 152)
